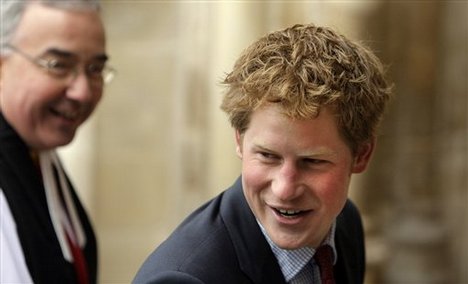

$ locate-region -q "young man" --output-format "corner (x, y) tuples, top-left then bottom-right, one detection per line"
(134, 23), (392, 284)
(0, 1), (114, 283)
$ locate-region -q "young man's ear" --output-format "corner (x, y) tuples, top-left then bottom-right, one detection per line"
(235, 130), (243, 159)
(352, 139), (376, 173)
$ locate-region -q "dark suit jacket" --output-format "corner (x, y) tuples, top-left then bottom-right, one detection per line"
(133, 177), (365, 284)
(0, 113), (97, 284)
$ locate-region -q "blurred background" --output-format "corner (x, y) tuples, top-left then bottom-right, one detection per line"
(59, 1), (467, 283)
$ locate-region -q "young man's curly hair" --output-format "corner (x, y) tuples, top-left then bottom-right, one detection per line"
(221, 23), (392, 153)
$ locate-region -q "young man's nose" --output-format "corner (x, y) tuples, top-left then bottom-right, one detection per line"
(271, 162), (303, 200)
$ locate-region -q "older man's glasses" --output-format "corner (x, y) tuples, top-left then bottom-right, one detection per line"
(6, 44), (116, 85)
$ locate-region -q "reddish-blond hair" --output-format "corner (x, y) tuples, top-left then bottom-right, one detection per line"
(221, 23), (392, 152)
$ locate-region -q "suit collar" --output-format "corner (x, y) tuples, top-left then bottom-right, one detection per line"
(220, 177), (286, 284)
(218, 177), (364, 284)
(334, 227), (352, 284)
(333, 200), (365, 284)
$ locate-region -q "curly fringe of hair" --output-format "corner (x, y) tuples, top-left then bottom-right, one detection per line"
(221, 23), (392, 152)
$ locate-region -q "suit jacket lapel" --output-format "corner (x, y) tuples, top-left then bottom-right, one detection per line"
(333, 200), (366, 284)
(220, 177), (286, 284)
(334, 227), (352, 284)
(214, 176), (365, 284)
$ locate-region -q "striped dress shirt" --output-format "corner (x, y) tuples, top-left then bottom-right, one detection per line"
(258, 221), (337, 284)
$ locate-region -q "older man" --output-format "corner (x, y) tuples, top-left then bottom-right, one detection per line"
(0, 1), (114, 283)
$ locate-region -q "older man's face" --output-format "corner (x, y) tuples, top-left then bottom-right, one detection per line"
(0, 4), (107, 150)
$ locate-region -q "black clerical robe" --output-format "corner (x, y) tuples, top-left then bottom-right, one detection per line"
(0, 113), (97, 283)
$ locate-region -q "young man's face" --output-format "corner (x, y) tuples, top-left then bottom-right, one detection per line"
(235, 104), (373, 249)
(0, 4), (107, 150)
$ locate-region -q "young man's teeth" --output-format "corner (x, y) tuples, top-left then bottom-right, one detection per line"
(278, 209), (301, 216)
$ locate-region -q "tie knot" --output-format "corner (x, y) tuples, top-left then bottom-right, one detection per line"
(314, 245), (335, 284)
(314, 245), (333, 263)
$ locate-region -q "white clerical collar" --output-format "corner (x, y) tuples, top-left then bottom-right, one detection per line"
(39, 150), (86, 262)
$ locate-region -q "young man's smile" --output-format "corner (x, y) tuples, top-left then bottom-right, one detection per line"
(236, 104), (373, 249)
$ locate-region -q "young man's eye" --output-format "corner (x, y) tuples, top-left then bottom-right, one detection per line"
(303, 158), (327, 166)
(259, 152), (279, 160)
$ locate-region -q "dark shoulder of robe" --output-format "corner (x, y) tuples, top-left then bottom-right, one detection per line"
(0, 113), (97, 284)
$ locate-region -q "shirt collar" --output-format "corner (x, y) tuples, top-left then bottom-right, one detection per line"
(257, 220), (337, 282)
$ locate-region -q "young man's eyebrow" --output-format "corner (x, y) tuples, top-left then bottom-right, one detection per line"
(300, 149), (337, 158)
(253, 144), (274, 152)
(254, 143), (335, 155)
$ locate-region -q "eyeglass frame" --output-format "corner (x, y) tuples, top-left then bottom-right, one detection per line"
(5, 44), (116, 85)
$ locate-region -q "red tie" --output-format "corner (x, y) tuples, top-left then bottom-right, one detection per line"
(53, 165), (89, 284)
(64, 230), (89, 284)
(314, 245), (335, 284)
